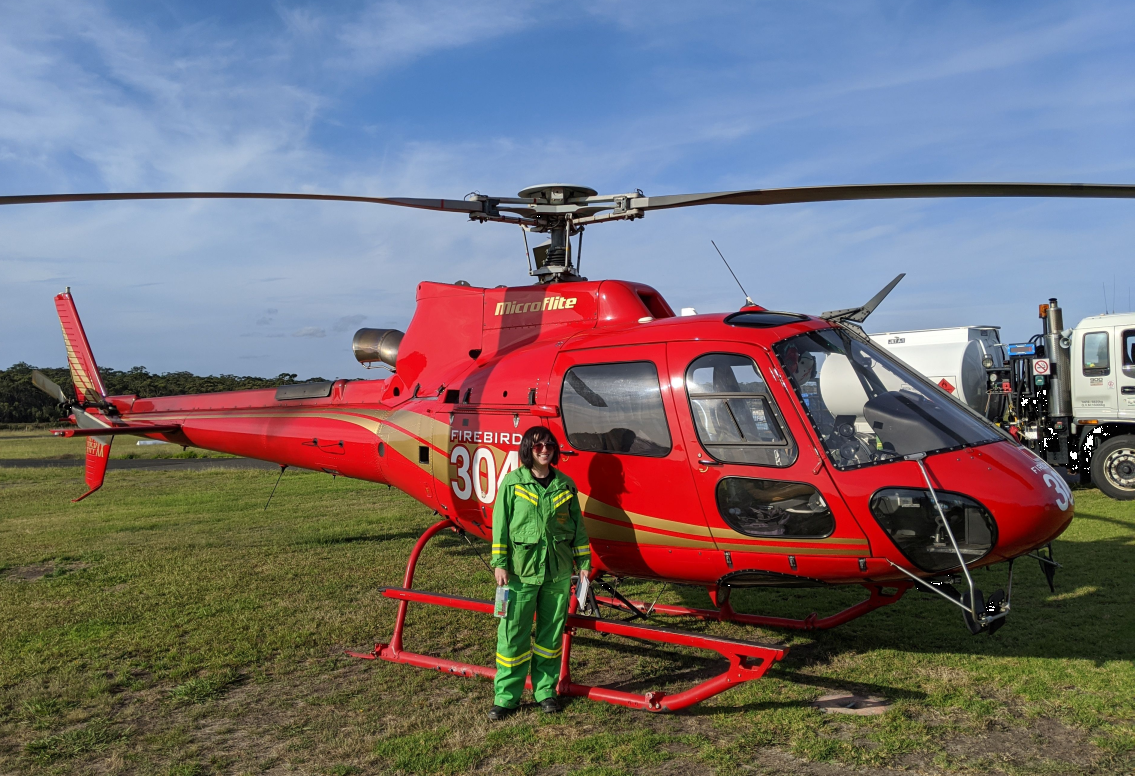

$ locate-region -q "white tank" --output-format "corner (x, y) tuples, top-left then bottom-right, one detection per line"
(869, 327), (999, 413)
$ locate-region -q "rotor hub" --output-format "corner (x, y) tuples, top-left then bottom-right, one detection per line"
(517, 184), (598, 203)
(516, 185), (599, 283)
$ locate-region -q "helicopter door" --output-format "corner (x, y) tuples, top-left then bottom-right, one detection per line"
(667, 341), (870, 584)
(549, 344), (717, 580)
(1073, 328), (1120, 420)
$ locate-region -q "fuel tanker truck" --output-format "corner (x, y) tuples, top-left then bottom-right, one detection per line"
(871, 299), (1135, 500)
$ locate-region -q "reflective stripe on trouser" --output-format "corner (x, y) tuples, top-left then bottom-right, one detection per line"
(493, 576), (571, 708)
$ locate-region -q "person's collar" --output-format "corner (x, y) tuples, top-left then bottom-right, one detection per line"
(518, 465), (563, 488)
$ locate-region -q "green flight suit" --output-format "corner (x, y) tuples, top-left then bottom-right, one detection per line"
(490, 466), (591, 708)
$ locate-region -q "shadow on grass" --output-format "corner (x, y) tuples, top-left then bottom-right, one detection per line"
(292, 529), (427, 548)
(661, 531), (1135, 666)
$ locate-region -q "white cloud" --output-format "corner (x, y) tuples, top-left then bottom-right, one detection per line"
(332, 314), (367, 332)
(333, 1), (532, 72)
(292, 327), (326, 338)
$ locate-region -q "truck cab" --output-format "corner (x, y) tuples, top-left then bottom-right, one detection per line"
(872, 303), (1135, 501)
(1062, 312), (1135, 500)
(1070, 312), (1135, 422)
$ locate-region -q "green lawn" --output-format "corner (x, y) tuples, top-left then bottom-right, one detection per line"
(0, 458), (1132, 775)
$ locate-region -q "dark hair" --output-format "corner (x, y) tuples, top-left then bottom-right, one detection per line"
(519, 426), (560, 468)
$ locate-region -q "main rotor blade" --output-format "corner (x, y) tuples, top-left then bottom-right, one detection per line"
(629, 182), (1135, 211)
(0, 191), (488, 215)
(31, 370), (69, 404)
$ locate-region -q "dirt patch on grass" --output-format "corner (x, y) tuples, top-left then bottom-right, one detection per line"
(925, 715), (1104, 773)
(3, 562), (89, 581)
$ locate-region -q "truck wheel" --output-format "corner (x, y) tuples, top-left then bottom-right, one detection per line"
(1091, 435), (1135, 500)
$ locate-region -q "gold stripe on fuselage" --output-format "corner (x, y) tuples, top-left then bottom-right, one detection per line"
(127, 404), (868, 557)
(578, 492), (869, 556)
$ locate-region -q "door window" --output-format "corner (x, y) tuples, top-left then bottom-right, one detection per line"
(1123, 330), (1135, 378)
(685, 353), (797, 466)
(561, 362), (672, 456)
(1082, 331), (1110, 376)
(716, 478), (834, 538)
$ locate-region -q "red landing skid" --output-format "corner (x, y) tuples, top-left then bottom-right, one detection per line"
(348, 519), (787, 712)
(593, 579), (913, 631)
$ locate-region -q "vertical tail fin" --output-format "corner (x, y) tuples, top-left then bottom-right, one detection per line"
(74, 423), (113, 503)
(52, 289), (113, 500)
(54, 288), (108, 404)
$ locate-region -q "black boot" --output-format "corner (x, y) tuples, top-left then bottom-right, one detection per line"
(488, 705), (514, 721)
(539, 697), (561, 714)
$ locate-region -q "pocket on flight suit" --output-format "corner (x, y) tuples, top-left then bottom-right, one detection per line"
(508, 495), (541, 544)
(511, 542), (540, 579)
(551, 536), (573, 578)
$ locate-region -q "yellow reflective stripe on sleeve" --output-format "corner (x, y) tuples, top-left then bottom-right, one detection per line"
(532, 643), (563, 660)
(572, 545), (590, 555)
(495, 651), (532, 667)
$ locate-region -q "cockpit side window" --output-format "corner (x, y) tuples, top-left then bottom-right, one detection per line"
(561, 361), (672, 457)
(685, 353), (797, 467)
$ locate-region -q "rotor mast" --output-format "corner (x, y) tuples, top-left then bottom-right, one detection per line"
(507, 185), (598, 283)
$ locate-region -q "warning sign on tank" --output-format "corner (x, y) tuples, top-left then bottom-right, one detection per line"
(937, 378), (956, 394)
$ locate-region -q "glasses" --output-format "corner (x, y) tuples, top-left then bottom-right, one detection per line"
(532, 442), (556, 452)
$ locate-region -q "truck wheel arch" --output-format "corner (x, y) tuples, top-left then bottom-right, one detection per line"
(1090, 432), (1135, 500)
(1075, 424), (1135, 485)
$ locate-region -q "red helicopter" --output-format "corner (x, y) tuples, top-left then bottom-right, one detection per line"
(12, 181), (1126, 712)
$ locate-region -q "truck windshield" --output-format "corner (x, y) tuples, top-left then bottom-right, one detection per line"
(773, 328), (1003, 470)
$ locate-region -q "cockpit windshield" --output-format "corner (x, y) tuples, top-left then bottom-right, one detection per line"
(773, 328), (1004, 470)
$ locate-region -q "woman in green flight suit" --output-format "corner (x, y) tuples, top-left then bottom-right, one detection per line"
(489, 426), (591, 720)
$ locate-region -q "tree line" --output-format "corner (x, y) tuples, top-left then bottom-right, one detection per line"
(1, 363), (325, 424)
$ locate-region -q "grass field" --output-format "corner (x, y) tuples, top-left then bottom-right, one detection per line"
(1, 429), (1133, 775)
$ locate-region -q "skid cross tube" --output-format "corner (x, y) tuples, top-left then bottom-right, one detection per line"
(593, 581), (912, 631)
(349, 519), (787, 712)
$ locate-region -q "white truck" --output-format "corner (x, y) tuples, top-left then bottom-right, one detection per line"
(872, 299), (1135, 500)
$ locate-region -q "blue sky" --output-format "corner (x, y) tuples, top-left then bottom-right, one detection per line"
(2, 1), (1133, 379)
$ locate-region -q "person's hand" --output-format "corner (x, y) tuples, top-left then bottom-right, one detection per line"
(494, 567), (509, 586)
(578, 569), (590, 582)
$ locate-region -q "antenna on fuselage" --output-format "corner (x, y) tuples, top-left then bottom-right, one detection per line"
(711, 240), (754, 307)
(264, 465), (287, 510)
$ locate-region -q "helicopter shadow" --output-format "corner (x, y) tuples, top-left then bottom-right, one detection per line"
(293, 528), (429, 548)
(584, 453), (652, 578)
(565, 633), (927, 713)
(664, 527), (1135, 666)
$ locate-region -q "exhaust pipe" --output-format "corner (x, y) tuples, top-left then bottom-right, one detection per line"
(352, 328), (403, 369)
(1043, 299), (1072, 419)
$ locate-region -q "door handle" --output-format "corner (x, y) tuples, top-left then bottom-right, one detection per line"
(1122, 386), (1135, 395)
(560, 449), (578, 456)
(697, 458), (721, 466)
